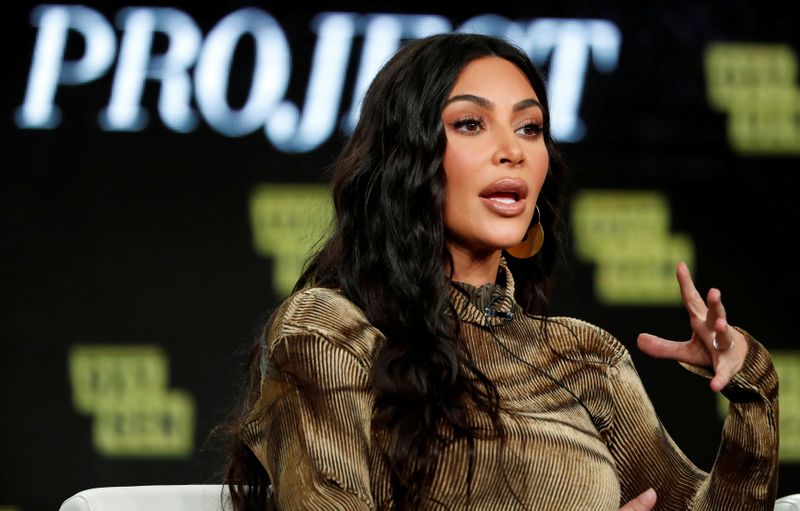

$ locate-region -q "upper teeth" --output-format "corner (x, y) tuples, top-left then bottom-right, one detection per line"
(491, 197), (516, 204)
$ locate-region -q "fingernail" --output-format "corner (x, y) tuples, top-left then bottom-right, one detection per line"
(643, 488), (657, 504)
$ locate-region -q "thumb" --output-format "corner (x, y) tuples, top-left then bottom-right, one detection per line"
(619, 488), (657, 511)
(637, 333), (683, 360)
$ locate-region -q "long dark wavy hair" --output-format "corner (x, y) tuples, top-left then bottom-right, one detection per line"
(220, 32), (567, 510)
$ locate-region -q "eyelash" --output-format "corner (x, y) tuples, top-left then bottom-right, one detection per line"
(452, 116), (484, 134)
(451, 116), (544, 140)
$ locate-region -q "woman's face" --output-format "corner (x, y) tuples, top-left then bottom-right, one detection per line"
(441, 56), (549, 260)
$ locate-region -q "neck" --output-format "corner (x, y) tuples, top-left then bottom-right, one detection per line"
(447, 244), (502, 287)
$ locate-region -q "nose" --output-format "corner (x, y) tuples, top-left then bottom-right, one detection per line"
(491, 128), (525, 167)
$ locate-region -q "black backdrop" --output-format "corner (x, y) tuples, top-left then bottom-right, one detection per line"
(2, 1), (798, 509)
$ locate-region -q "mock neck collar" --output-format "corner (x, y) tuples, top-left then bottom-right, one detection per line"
(449, 257), (517, 327)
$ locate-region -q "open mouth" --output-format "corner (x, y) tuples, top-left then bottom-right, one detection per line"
(482, 191), (520, 204)
(479, 178), (528, 203)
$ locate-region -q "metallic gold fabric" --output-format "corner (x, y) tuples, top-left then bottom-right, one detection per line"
(242, 262), (779, 510)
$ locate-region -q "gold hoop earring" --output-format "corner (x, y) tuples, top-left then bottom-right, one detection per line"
(506, 205), (544, 259)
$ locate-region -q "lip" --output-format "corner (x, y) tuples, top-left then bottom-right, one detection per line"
(479, 178), (528, 217)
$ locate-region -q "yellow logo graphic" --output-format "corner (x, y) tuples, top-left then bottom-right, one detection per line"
(571, 190), (694, 305)
(705, 43), (800, 154)
(249, 184), (333, 296)
(69, 345), (194, 457)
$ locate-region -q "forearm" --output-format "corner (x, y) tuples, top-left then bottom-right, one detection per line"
(681, 329), (779, 510)
(608, 329), (778, 510)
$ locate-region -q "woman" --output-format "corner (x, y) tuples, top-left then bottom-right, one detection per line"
(222, 33), (779, 510)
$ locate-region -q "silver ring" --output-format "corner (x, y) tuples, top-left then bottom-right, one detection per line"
(712, 335), (732, 352)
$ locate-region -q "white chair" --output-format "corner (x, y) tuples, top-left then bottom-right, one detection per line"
(776, 494), (800, 511)
(59, 485), (230, 511)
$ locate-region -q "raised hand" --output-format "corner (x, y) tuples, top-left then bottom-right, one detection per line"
(636, 261), (748, 392)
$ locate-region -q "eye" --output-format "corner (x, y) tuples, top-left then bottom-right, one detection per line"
(452, 116), (484, 135)
(515, 121), (544, 140)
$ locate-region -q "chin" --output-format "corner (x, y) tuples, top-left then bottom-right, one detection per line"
(484, 232), (529, 252)
(489, 224), (530, 247)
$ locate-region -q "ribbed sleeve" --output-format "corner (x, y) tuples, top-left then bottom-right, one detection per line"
(243, 289), (378, 510)
(603, 326), (779, 510)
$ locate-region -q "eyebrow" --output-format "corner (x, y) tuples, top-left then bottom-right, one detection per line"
(444, 94), (543, 113)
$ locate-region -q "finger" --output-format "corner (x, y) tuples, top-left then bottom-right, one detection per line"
(710, 350), (737, 392)
(676, 262), (707, 319)
(710, 373), (731, 393)
(709, 315), (733, 352)
(619, 488), (657, 511)
(705, 288), (727, 328)
(709, 321), (742, 392)
(707, 288), (727, 320)
(637, 333), (684, 359)
(637, 333), (710, 367)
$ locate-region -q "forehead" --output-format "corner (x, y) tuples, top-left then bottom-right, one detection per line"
(448, 56), (538, 101)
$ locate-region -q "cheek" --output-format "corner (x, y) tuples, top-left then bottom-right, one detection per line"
(442, 146), (475, 204)
(530, 149), (550, 188)
(443, 136), (489, 183)
(442, 156), (475, 235)
(442, 142), (468, 180)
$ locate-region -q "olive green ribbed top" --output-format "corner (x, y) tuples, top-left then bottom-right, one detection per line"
(242, 261), (779, 510)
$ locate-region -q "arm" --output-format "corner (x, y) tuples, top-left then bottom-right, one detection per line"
(679, 327), (779, 510)
(244, 331), (375, 510)
(605, 328), (779, 511)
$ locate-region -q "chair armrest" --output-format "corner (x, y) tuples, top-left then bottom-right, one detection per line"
(59, 484), (229, 511)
